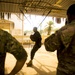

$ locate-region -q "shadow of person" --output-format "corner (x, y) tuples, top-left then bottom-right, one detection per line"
(32, 65), (56, 75)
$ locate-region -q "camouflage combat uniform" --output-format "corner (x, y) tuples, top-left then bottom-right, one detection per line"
(0, 29), (27, 75)
(44, 20), (75, 75)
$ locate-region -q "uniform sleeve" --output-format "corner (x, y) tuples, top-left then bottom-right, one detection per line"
(60, 26), (75, 48)
(44, 26), (75, 52)
(44, 31), (62, 52)
(5, 32), (27, 60)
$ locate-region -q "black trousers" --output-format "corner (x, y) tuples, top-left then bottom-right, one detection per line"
(30, 44), (40, 60)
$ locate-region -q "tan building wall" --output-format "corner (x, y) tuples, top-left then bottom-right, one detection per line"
(0, 19), (14, 33)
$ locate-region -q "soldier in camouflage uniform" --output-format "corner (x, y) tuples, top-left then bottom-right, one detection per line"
(0, 29), (27, 75)
(44, 4), (75, 75)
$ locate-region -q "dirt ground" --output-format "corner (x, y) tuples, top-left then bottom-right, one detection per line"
(5, 45), (58, 75)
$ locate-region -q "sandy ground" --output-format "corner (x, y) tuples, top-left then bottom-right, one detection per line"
(5, 45), (58, 75)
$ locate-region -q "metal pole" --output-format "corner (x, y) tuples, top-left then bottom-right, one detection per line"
(22, 14), (24, 45)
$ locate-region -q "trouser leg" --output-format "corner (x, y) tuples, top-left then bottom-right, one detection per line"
(31, 44), (39, 60)
(26, 44), (39, 67)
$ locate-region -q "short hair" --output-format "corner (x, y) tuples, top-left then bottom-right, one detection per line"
(33, 27), (37, 30)
(67, 4), (75, 15)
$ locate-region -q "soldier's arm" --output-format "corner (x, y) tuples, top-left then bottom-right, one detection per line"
(7, 57), (26, 75)
(5, 32), (27, 75)
(44, 31), (62, 52)
(6, 49), (27, 75)
(44, 25), (75, 52)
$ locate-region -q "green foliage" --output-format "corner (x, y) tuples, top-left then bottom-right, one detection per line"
(44, 21), (54, 35)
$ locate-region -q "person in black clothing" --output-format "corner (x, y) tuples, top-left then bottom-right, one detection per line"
(27, 27), (42, 67)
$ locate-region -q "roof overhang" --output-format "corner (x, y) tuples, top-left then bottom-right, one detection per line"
(0, 0), (75, 18)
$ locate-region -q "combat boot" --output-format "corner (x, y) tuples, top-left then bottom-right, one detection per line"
(26, 60), (32, 67)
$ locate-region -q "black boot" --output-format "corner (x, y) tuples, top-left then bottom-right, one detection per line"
(26, 60), (32, 67)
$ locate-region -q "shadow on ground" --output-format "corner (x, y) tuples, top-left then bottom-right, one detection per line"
(32, 65), (56, 75)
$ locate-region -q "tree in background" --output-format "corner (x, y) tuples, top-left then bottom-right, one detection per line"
(44, 21), (54, 35)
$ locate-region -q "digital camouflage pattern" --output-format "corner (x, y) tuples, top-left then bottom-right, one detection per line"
(44, 20), (75, 75)
(0, 29), (27, 75)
